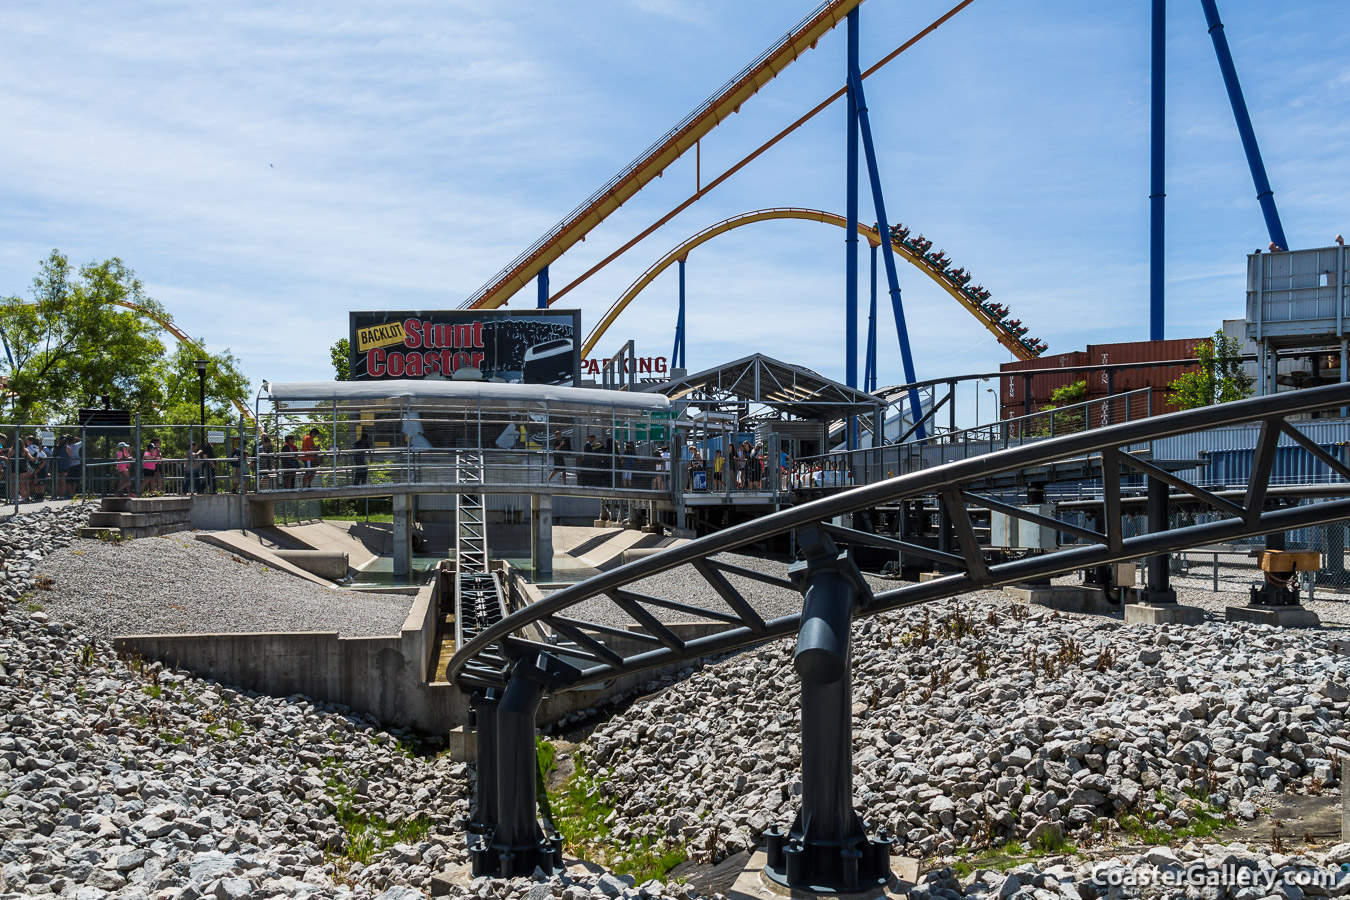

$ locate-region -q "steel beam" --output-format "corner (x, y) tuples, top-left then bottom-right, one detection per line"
(844, 8), (860, 449)
(466, 652), (577, 878)
(1199, 0), (1288, 251)
(765, 529), (890, 892)
(848, 65), (924, 437)
(1150, 0), (1166, 340)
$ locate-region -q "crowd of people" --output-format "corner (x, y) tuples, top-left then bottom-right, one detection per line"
(0, 422), (865, 502)
(0, 433), (85, 503)
(547, 430), (670, 490)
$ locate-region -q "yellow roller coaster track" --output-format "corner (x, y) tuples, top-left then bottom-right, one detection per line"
(462, 0), (868, 311)
(581, 207), (1041, 362)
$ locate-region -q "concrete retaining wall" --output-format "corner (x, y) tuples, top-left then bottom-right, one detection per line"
(115, 564), (735, 736)
(190, 494), (274, 530)
(114, 578), (469, 733)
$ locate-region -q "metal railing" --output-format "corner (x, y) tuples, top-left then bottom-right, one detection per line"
(796, 389), (1155, 489)
(0, 418), (253, 513)
(448, 380), (1350, 692)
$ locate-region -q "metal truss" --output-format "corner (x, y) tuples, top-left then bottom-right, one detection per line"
(449, 382), (1350, 692)
(455, 383), (1350, 889)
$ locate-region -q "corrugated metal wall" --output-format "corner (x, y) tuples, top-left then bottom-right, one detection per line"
(1150, 419), (1350, 485)
(1247, 246), (1348, 330)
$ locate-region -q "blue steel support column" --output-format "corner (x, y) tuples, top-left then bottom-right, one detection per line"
(1150, 0), (1166, 341)
(672, 258), (687, 369)
(1199, 0), (1289, 251)
(848, 67), (925, 438)
(536, 265), (549, 309)
(865, 242), (878, 394)
(844, 8), (860, 449)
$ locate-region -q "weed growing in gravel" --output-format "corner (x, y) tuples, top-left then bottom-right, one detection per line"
(1031, 828), (1076, 856)
(953, 840), (1029, 877)
(324, 775), (431, 867)
(141, 684), (162, 700)
(24, 601), (43, 613)
(546, 743), (688, 883)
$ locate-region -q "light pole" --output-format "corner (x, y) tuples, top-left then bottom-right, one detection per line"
(975, 377), (991, 425)
(194, 359), (208, 446)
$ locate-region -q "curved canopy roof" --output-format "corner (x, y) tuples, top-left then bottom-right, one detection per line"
(259, 379), (671, 413)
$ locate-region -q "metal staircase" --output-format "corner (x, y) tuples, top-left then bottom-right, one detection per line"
(453, 452), (506, 654)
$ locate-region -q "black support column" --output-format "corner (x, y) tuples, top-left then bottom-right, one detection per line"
(764, 528), (891, 893)
(467, 652), (578, 878)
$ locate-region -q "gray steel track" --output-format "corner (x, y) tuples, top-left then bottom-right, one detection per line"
(448, 382), (1350, 692)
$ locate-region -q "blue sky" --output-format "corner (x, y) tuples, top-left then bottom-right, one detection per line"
(3, 0), (1348, 407)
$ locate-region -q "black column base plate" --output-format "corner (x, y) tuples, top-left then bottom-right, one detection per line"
(762, 826), (892, 894)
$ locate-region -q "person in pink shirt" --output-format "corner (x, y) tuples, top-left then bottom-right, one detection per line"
(142, 439), (162, 494)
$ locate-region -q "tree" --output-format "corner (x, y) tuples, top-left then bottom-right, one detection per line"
(0, 250), (252, 426)
(331, 338), (350, 381)
(1167, 330), (1253, 410)
(152, 342), (251, 427)
(0, 251), (168, 420)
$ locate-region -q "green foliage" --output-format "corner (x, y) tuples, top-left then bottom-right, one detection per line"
(547, 748), (687, 883)
(1033, 380), (1088, 436)
(320, 497), (393, 519)
(1116, 792), (1228, 844)
(953, 840), (1029, 877)
(326, 771), (431, 866)
(141, 684), (162, 700)
(536, 736), (557, 780)
(331, 339), (350, 381)
(0, 252), (164, 419)
(149, 342), (250, 427)
(0, 250), (252, 423)
(1167, 330), (1253, 410)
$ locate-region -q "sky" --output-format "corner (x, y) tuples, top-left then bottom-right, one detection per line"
(3, 0), (1349, 416)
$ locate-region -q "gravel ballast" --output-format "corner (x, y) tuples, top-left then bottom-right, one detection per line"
(8, 505), (1350, 900)
(35, 531), (414, 637)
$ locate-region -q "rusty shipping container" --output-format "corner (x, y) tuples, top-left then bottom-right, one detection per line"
(1083, 338), (1208, 416)
(999, 339), (1207, 421)
(998, 352), (1087, 416)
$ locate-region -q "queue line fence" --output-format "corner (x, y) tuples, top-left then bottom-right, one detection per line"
(0, 418), (253, 516)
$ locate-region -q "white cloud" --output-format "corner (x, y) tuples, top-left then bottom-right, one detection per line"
(1, 0), (1347, 406)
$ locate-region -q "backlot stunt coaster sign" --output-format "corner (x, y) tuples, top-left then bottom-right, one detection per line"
(349, 309), (582, 385)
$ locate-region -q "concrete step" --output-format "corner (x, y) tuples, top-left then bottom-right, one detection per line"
(79, 524), (168, 541)
(101, 496), (192, 513)
(87, 511), (189, 529)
